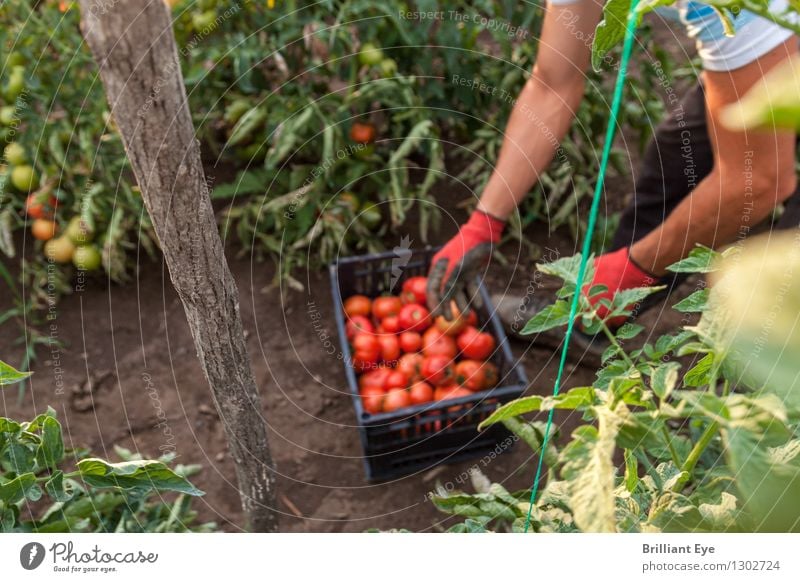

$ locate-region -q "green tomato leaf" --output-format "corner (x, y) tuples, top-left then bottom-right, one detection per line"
(0, 473), (37, 504)
(76, 458), (204, 496)
(478, 387), (596, 430)
(537, 254), (592, 286)
(666, 246), (721, 273)
(673, 289), (709, 313)
(651, 361), (681, 400)
(561, 407), (624, 532)
(592, 0), (634, 71)
(0, 359), (32, 387)
(615, 323), (644, 340)
(35, 416), (64, 470)
(684, 353), (714, 387)
(521, 301), (572, 335)
(44, 470), (75, 503)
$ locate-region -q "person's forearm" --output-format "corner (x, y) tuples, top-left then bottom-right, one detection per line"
(477, 74), (585, 220)
(630, 169), (793, 275)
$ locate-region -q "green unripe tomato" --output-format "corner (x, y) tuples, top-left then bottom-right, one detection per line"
(358, 43), (384, 67)
(72, 244), (102, 271)
(0, 106), (17, 126)
(379, 58), (397, 78)
(4, 142), (26, 165)
(11, 164), (38, 192)
(5, 66), (25, 101)
(65, 216), (94, 245)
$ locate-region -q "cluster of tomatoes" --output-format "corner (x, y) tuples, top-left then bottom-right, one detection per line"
(343, 276), (499, 416)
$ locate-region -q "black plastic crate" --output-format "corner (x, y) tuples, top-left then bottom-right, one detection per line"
(330, 247), (528, 482)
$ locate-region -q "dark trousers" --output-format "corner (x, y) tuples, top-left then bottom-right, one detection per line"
(611, 82), (800, 253)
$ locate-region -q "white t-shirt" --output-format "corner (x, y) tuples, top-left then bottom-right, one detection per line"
(548, 0), (797, 71)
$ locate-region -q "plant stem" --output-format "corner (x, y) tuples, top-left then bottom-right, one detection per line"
(661, 425), (682, 467)
(672, 420), (720, 492)
(671, 364), (722, 491)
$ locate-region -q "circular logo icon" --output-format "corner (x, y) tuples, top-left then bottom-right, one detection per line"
(19, 542), (45, 570)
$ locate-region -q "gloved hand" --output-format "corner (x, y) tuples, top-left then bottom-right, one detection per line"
(586, 247), (657, 328)
(426, 210), (505, 320)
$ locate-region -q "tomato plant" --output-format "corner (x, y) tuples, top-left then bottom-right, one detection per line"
(0, 362), (210, 533)
(432, 246), (800, 533)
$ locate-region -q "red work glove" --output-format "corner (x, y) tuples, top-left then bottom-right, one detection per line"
(585, 247), (656, 328)
(426, 210), (505, 320)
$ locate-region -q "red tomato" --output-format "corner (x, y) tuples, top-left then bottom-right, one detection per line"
(378, 335), (401, 364)
(350, 122), (376, 145)
(25, 193), (57, 220)
(434, 301), (469, 337)
(422, 328), (457, 359)
(344, 294), (372, 317)
(481, 361), (499, 388)
(401, 276), (427, 305)
(382, 315), (401, 334)
(398, 331), (422, 353)
(466, 309), (479, 327)
(384, 370), (408, 391)
(397, 353), (424, 383)
(360, 385), (384, 414)
(422, 354), (455, 386)
(457, 326), (496, 360)
(346, 315), (374, 340)
(409, 381), (434, 405)
(434, 384), (471, 401)
(398, 303), (431, 332)
(372, 296), (402, 320)
(352, 333), (380, 372)
(383, 388), (411, 412)
(359, 367), (390, 391)
(455, 360), (487, 391)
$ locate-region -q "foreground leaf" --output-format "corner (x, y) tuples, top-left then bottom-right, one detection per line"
(77, 459), (204, 496)
(561, 407), (624, 532)
(0, 360), (32, 387)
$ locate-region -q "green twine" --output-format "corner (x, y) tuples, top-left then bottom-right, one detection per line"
(523, 0), (641, 533)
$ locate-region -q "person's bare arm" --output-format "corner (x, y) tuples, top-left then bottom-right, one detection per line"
(477, 1), (604, 220)
(630, 40), (798, 275)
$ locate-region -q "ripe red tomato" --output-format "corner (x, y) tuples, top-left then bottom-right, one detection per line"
(372, 296), (402, 320)
(382, 315), (401, 334)
(455, 360), (487, 391)
(346, 315), (374, 339)
(422, 354), (455, 386)
(434, 384), (472, 402)
(400, 276), (427, 305)
(359, 367), (390, 391)
(456, 326), (496, 360)
(409, 381), (434, 405)
(360, 385), (384, 414)
(398, 303), (431, 332)
(397, 353), (423, 383)
(434, 301), (470, 337)
(378, 335), (401, 364)
(352, 333), (380, 372)
(398, 331), (422, 353)
(350, 122), (376, 145)
(422, 328), (457, 359)
(344, 294), (372, 317)
(384, 370), (408, 391)
(383, 388), (411, 412)
(481, 361), (499, 388)
(466, 309), (479, 327)
(25, 193), (57, 220)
